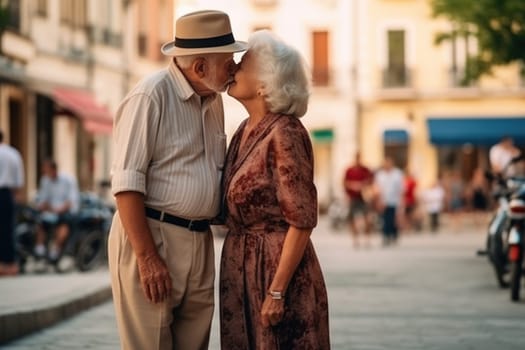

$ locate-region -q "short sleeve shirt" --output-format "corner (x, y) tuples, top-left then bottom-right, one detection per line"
(344, 165), (373, 200)
(111, 61), (226, 219)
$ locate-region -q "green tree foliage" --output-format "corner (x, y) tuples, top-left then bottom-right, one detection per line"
(431, 0), (525, 84)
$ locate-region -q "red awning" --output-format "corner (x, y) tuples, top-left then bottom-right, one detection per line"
(53, 88), (113, 135)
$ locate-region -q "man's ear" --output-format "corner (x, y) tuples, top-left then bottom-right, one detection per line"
(192, 57), (207, 78)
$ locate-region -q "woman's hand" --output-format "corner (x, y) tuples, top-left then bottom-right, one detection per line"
(261, 294), (285, 328)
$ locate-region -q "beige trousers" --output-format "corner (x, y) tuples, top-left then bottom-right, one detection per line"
(108, 212), (215, 350)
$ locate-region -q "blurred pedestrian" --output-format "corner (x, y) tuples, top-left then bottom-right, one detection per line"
(422, 179), (445, 233)
(108, 10), (247, 350)
(403, 167), (421, 232)
(465, 167), (491, 228)
(443, 169), (464, 232)
(220, 30), (330, 349)
(34, 159), (79, 264)
(490, 136), (520, 176)
(374, 157), (404, 245)
(343, 151), (374, 248)
(0, 130), (24, 276)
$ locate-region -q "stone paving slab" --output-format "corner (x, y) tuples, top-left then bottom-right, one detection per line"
(0, 270), (111, 344)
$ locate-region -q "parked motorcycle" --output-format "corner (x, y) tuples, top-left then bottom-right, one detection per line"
(479, 155), (525, 288)
(507, 184), (525, 301)
(15, 192), (114, 273)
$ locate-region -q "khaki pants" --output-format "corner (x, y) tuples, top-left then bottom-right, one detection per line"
(108, 213), (215, 350)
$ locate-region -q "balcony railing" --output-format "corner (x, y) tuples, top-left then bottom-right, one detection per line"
(89, 27), (123, 48)
(382, 66), (412, 88)
(448, 67), (476, 87)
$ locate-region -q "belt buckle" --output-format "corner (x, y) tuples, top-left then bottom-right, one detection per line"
(187, 219), (195, 231)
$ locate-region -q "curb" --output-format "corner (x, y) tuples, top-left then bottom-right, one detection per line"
(0, 285), (112, 345)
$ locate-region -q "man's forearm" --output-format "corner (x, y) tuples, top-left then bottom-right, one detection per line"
(115, 191), (158, 260)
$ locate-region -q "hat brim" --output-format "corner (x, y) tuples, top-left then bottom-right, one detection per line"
(161, 40), (248, 56)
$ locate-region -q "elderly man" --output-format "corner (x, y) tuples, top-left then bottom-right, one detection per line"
(108, 10), (246, 350)
(34, 159), (79, 264)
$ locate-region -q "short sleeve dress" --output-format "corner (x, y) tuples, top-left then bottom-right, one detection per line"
(219, 113), (330, 350)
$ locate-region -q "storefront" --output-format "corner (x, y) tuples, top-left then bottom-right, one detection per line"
(427, 116), (525, 181)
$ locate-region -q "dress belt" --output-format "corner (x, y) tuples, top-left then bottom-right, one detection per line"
(145, 207), (210, 232)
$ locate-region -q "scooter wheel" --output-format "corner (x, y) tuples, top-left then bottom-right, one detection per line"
(75, 230), (105, 272)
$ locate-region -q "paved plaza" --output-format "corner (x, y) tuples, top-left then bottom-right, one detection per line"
(3, 217), (525, 349)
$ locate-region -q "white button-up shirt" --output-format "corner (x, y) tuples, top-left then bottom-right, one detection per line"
(37, 173), (80, 213)
(0, 143), (24, 189)
(111, 61), (226, 219)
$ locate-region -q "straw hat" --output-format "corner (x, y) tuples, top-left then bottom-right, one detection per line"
(161, 10), (247, 56)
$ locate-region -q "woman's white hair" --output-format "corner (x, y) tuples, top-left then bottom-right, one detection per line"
(249, 30), (311, 118)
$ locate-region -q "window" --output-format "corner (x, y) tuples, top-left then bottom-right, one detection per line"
(91, 1), (122, 47)
(156, 0), (173, 61)
(36, 0), (47, 17)
(5, 0), (20, 31)
(383, 30), (409, 87)
(449, 28), (476, 87)
(60, 0), (86, 28)
(60, 0), (72, 24)
(137, 0), (148, 57)
(521, 63), (525, 87)
(312, 31), (329, 86)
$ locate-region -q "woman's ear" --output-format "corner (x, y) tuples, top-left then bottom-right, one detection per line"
(256, 85), (265, 97)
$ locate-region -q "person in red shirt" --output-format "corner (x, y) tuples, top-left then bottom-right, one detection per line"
(403, 168), (421, 232)
(344, 151), (374, 248)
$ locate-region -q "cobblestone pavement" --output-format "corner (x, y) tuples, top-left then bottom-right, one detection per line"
(4, 218), (525, 350)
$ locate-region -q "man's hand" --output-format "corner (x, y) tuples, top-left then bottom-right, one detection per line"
(260, 294), (284, 328)
(137, 253), (173, 304)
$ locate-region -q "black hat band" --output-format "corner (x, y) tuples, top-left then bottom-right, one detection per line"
(174, 33), (235, 49)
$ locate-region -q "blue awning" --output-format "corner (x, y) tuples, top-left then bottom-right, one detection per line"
(383, 129), (409, 145)
(427, 117), (525, 146)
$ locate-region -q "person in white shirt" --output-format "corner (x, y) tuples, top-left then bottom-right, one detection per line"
(489, 136), (520, 176)
(422, 180), (445, 232)
(34, 159), (79, 263)
(374, 157), (404, 245)
(0, 130), (25, 276)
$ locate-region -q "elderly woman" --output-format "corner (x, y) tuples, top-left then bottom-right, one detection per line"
(220, 30), (330, 349)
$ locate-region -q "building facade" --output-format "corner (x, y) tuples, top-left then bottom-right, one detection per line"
(356, 0), (525, 194)
(3, 0), (524, 208)
(0, 0), (174, 200)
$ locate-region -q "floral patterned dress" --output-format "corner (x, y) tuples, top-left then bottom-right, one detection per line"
(219, 113), (330, 350)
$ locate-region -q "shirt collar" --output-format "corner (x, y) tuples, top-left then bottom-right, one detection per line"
(168, 60), (196, 101)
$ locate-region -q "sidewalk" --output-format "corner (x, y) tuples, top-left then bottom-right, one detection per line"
(0, 269), (111, 344)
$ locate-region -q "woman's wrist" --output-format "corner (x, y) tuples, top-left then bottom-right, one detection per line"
(267, 289), (285, 300)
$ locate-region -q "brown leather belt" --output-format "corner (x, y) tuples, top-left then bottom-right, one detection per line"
(145, 207), (210, 232)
